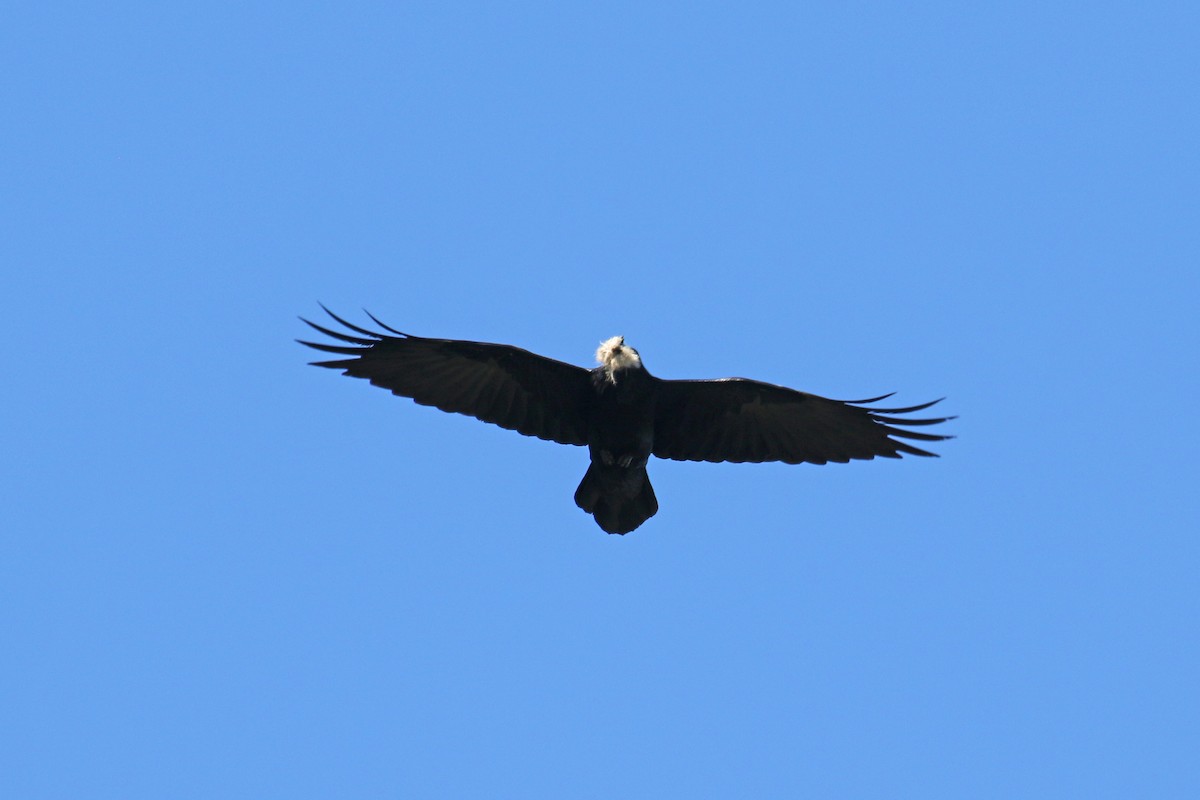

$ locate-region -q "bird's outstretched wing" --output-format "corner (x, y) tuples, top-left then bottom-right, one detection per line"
(652, 379), (953, 464)
(298, 307), (592, 446)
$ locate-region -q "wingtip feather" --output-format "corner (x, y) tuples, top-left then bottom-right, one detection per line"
(363, 309), (410, 337)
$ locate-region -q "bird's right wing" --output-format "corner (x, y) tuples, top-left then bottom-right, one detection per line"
(652, 378), (953, 464)
(298, 308), (592, 446)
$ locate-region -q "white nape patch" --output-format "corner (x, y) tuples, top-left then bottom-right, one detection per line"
(595, 335), (642, 382)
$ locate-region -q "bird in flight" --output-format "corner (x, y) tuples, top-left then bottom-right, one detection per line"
(299, 307), (953, 535)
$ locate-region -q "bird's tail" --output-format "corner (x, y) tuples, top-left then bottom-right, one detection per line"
(574, 463), (659, 535)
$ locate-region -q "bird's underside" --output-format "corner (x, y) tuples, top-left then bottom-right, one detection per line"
(299, 307), (954, 534)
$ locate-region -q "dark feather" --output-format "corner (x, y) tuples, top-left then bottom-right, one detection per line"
(297, 309), (591, 446)
(652, 378), (954, 465)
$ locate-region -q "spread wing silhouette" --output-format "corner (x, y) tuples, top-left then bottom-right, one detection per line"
(653, 378), (952, 465)
(298, 308), (591, 446)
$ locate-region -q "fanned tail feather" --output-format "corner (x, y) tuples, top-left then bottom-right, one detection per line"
(574, 464), (659, 535)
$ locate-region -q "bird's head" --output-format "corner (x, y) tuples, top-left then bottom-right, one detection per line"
(596, 335), (642, 382)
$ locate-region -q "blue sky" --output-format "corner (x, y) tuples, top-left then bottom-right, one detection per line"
(4, 2), (1197, 797)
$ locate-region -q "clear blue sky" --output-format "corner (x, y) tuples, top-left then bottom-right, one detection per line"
(4, 2), (1197, 797)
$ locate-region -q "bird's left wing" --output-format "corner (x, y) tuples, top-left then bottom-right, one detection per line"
(652, 378), (953, 464)
(299, 308), (591, 446)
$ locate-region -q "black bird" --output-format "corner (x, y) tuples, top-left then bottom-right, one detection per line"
(299, 308), (953, 534)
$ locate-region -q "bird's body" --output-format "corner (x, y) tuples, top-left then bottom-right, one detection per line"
(299, 309), (953, 534)
(574, 338), (660, 533)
